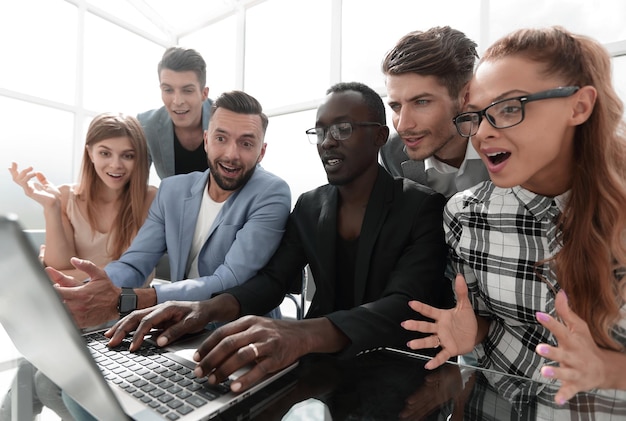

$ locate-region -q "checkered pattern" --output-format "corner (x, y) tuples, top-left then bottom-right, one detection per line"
(444, 181), (626, 404)
(461, 369), (626, 419)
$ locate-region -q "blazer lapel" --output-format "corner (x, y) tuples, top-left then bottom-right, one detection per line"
(315, 187), (339, 313)
(159, 112), (176, 177)
(353, 168), (393, 304)
(401, 160), (428, 185)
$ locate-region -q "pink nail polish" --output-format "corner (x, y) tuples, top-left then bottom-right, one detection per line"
(536, 312), (550, 322)
(542, 366), (554, 377)
(537, 344), (550, 356)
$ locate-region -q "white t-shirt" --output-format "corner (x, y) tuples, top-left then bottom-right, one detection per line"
(186, 186), (225, 279)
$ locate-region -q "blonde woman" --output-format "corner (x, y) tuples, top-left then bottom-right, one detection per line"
(3, 113), (156, 421)
(10, 112), (157, 278)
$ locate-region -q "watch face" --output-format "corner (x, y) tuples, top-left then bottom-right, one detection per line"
(119, 292), (137, 314)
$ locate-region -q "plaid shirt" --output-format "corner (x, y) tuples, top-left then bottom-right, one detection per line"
(444, 181), (626, 403)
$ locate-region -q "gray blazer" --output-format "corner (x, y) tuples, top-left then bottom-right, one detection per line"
(137, 99), (214, 179)
(380, 132), (489, 199)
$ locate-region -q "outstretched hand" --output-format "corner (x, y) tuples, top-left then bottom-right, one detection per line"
(401, 274), (478, 370)
(535, 290), (610, 405)
(9, 162), (61, 208)
(46, 257), (121, 329)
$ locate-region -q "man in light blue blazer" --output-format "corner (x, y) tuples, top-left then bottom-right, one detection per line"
(138, 47), (214, 179)
(50, 91), (291, 329)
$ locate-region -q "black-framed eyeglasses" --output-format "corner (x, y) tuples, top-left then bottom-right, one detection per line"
(305, 122), (382, 145)
(452, 86), (580, 138)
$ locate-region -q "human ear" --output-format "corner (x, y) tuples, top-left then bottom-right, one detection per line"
(256, 142), (267, 164)
(459, 82), (471, 109)
(376, 125), (390, 147)
(569, 85), (597, 126)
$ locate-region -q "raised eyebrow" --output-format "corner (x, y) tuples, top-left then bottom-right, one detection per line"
(239, 133), (258, 141)
(410, 93), (433, 102)
(212, 127), (230, 136)
(159, 83), (196, 90)
(468, 89), (530, 110)
(314, 117), (350, 127)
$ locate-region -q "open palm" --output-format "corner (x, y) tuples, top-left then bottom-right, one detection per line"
(402, 274), (478, 370)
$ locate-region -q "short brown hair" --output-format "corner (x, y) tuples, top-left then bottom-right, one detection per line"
(382, 26), (478, 98)
(158, 47), (207, 88)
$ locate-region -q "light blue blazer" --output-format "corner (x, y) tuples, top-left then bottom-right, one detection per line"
(137, 99), (213, 179)
(105, 166), (291, 303)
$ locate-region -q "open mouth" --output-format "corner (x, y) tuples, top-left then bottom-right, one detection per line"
(486, 151), (511, 165)
(219, 162), (240, 175)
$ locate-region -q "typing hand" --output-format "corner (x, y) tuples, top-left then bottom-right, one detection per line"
(401, 274), (477, 370)
(46, 257), (120, 329)
(105, 301), (213, 351)
(193, 315), (306, 393)
(535, 290), (609, 405)
(9, 162), (61, 209)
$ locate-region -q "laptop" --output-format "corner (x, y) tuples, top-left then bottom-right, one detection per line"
(0, 214), (297, 421)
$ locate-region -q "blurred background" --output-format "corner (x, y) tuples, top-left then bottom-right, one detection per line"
(2, 0), (626, 229)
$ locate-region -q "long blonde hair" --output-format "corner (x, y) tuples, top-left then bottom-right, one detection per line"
(75, 113), (150, 260)
(481, 27), (626, 350)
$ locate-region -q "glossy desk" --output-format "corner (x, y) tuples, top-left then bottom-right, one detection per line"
(2, 326), (625, 421)
(217, 349), (626, 420)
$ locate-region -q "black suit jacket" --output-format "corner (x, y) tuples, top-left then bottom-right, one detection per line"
(228, 166), (452, 356)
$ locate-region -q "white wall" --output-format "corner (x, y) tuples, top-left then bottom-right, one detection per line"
(2, 0), (626, 229)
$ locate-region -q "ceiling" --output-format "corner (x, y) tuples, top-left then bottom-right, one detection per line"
(83, 0), (265, 43)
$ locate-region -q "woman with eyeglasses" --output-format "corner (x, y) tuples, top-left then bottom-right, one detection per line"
(401, 26), (626, 406)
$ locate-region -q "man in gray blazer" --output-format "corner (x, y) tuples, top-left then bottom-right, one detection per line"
(138, 47), (213, 179)
(50, 91), (291, 329)
(380, 27), (489, 199)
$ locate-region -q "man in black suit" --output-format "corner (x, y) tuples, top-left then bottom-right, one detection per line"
(105, 81), (453, 393)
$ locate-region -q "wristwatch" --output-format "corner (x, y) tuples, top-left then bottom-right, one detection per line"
(117, 287), (138, 318)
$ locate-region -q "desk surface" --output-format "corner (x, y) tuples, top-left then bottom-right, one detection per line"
(2, 325), (625, 421)
(217, 349), (626, 421)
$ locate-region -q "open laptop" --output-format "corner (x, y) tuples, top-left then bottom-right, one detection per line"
(0, 214), (297, 420)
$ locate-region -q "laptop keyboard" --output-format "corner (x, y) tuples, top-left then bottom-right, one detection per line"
(84, 331), (231, 420)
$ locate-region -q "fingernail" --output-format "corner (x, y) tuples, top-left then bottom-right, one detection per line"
(207, 373), (216, 384)
(556, 396), (567, 405)
(156, 336), (169, 346)
(194, 367), (204, 378)
(542, 366), (555, 377)
(536, 312), (550, 323)
(537, 344), (550, 356)
(231, 382), (241, 392)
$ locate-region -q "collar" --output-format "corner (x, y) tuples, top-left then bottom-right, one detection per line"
(421, 139), (482, 175)
(511, 186), (570, 221)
